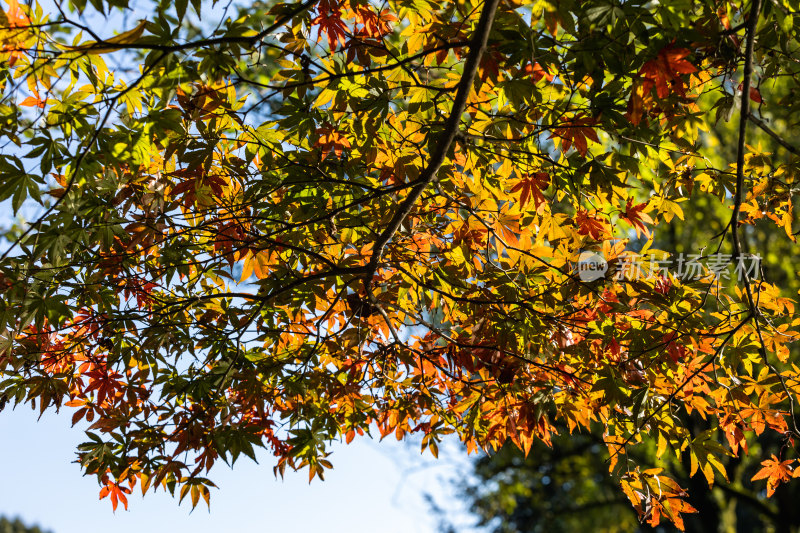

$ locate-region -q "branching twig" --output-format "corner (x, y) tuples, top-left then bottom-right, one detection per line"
(747, 112), (800, 156)
(363, 0), (501, 299)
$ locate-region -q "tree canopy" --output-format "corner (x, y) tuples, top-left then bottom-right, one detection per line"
(0, 517), (50, 533)
(2, 0), (800, 527)
(451, 425), (800, 533)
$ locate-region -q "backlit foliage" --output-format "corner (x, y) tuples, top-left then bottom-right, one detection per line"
(2, 0), (800, 527)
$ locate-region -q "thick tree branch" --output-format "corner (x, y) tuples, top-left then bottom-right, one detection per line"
(363, 0), (500, 296)
(729, 0), (764, 258)
(729, 0), (764, 353)
(728, 0), (799, 435)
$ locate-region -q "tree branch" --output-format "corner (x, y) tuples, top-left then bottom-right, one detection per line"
(52, 0), (316, 54)
(729, 0), (764, 257)
(729, 0), (765, 355)
(747, 112), (800, 156)
(363, 0), (500, 296)
(728, 0), (799, 436)
(715, 483), (779, 519)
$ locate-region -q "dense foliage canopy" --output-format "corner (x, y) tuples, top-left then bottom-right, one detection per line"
(2, 0), (800, 527)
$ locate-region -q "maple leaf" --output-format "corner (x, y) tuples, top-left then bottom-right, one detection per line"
(752, 455), (795, 497)
(652, 496), (698, 531)
(1, 43), (24, 66)
(627, 80), (654, 126)
(510, 172), (549, 211)
(737, 82), (763, 103)
(622, 198), (653, 237)
(654, 275), (672, 295)
(315, 125), (351, 160)
(628, 46), (698, 125)
(479, 48), (503, 82)
(639, 46), (697, 99)
(623, 469), (697, 531)
(99, 478), (131, 511)
(663, 332), (687, 363)
(4, 0), (29, 27)
(574, 209), (607, 240)
(607, 337), (621, 360)
(353, 6), (397, 39)
(552, 115), (599, 157)
(19, 93), (45, 108)
(718, 413), (749, 456)
(523, 61), (553, 83)
(688, 430), (731, 487)
(312, 3), (349, 50)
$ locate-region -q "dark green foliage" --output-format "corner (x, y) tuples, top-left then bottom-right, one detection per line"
(0, 517), (50, 533)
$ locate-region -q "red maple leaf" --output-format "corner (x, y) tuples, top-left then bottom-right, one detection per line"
(312, 1), (349, 50)
(479, 48), (503, 82)
(663, 332), (686, 363)
(607, 337), (621, 360)
(552, 115), (599, 157)
(640, 46), (697, 99)
(574, 209), (607, 240)
(655, 275), (672, 295)
(622, 198), (653, 237)
(737, 82), (763, 103)
(510, 172), (549, 210)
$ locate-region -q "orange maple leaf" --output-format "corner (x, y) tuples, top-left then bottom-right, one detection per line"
(622, 198), (653, 237)
(99, 479), (132, 511)
(4, 0), (30, 27)
(639, 46), (697, 99)
(523, 61), (554, 83)
(2, 44), (25, 66)
(353, 6), (396, 39)
(312, 1), (349, 50)
(315, 125), (351, 160)
(510, 172), (549, 211)
(751, 455), (795, 497)
(552, 115), (599, 157)
(574, 209), (607, 240)
(19, 93), (45, 108)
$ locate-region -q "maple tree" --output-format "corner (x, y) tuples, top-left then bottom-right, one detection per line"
(2, 0), (800, 527)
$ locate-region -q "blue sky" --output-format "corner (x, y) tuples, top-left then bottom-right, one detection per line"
(0, 406), (475, 533)
(0, 79), (477, 533)
(0, 175), (476, 533)
(0, 3), (482, 530)
(0, 192), (477, 532)
(0, 196), (478, 532)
